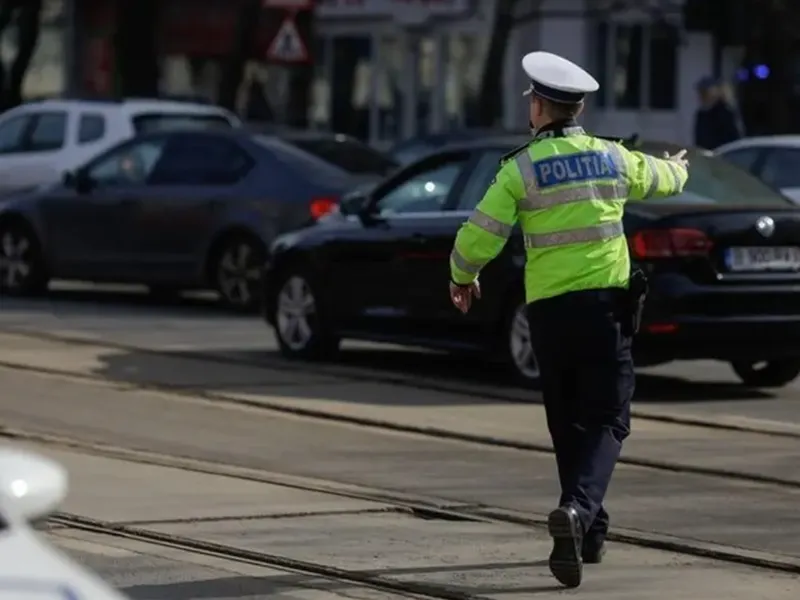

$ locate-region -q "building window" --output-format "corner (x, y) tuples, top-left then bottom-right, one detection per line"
(594, 21), (677, 110)
(0, 0), (67, 100)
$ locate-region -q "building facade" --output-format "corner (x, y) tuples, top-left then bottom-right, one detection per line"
(7, 0), (738, 146)
(312, 0), (735, 145)
(506, 0), (723, 145)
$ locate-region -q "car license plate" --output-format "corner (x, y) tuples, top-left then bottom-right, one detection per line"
(725, 246), (800, 272)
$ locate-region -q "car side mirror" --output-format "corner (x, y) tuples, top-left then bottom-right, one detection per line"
(64, 168), (94, 193)
(0, 448), (68, 523)
(340, 191), (370, 217)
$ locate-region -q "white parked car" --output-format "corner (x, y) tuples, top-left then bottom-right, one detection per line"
(0, 98), (241, 195)
(715, 136), (800, 204)
(0, 447), (129, 599)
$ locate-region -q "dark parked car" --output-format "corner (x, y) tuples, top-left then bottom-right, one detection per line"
(281, 131), (399, 178)
(389, 128), (529, 165)
(263, 138), (800, 388)
(0, 129), (358, 311)
(247, 125), (399, 179)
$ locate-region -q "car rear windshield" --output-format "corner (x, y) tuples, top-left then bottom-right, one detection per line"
(638, 143), (794, 207)
(286, 137), (397, 176)
(132, 113), (235, 134)
(253, 135), (352, 186)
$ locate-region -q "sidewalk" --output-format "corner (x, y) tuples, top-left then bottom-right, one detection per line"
(31, 443), (800, 599)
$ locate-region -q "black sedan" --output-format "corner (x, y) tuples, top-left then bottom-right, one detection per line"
(0, 129), (358, 311)
(263, 138), (800, 388)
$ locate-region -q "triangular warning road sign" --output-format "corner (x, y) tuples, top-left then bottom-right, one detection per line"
(267, 17), (308, 63)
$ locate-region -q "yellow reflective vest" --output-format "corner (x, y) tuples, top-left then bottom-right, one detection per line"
(449, 129), (689, 304)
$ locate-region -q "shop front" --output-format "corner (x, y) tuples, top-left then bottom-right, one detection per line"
(310, 0), (493, 145)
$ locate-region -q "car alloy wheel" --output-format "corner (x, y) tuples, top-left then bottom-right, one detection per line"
(216, 239), (263, 310)
(509, 302), (540, 381)
(0, 227), (35, 292)
(276, 275), (317, 351)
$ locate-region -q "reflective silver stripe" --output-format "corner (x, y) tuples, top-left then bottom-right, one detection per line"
(605, 142), (628, 179)
(666, 161), (683, 191)
(523, 221), (624, 249)
(514, 152), (537, 195)
(450, 248), (482, 274)
(468, 209), (512, 238)
(518, 183), (624, 210)
(643, 154), (660, 198)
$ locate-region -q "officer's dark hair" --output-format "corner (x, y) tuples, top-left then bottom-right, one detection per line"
(540, 97), (583, 121)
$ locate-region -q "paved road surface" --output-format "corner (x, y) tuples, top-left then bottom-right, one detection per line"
(2, 287), (800, 429)
(37, 444), (800, 599)
(0, 287), (798, 597)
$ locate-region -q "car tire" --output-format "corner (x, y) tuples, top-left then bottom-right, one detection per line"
(273, 270), (340, 360)
(501, 297), (541, 389)
(730, 360), (800, 388)
(210, 234), (266, 313)
(0, 220), (48, 296)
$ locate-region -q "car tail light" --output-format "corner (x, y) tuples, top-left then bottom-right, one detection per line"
(645, 323), (678, 334)
(629, 228), (712, 259)
(310, 197), (338, 220)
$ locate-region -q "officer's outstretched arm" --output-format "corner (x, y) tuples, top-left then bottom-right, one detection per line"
(611, 143), (689, 201)
(450, 162), (521, 285)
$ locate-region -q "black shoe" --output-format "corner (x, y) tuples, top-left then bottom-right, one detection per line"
(547, 506), (583, 588)
(582, 538), (606, 564)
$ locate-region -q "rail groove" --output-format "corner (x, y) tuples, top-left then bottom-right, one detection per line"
(50, 513), (492, 600)
(9, 427), (799, 576)
(2, 326), (798, 439)
(0, 357), (799, 492)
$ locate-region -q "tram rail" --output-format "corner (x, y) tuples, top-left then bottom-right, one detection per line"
(7, 427), (799, 576)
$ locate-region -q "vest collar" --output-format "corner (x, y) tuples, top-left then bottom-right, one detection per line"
(533, 119), (585, 141)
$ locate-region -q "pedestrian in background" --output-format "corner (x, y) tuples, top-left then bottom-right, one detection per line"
(694, 76), (742, 150)
(448, 51), (689, 589)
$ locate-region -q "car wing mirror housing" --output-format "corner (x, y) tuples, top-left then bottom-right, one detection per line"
(339, 190), (369, 216)
(73, 169), (94, 193)
(0, 448), (68, 523)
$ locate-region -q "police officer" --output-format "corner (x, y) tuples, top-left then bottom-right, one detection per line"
(448, 51), (689, 589)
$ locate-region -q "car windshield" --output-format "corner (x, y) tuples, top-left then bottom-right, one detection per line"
(132, 113), (235, 134)
(286, 137), (398, 176)
(637, 143), (794, 206)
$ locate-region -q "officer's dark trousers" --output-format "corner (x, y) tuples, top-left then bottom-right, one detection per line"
(527, 288), (634, 540)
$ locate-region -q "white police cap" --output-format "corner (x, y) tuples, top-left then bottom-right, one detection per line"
(522, 51), (599, 104)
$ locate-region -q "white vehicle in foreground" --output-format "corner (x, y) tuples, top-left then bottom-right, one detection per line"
(715, 135), (800, 204)
(0, 447), (128, 600)
(0, 98), (241, 195)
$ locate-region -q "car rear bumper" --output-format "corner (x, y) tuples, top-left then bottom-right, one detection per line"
(637, 273), (800, 362)
(637, 316), (800, 362)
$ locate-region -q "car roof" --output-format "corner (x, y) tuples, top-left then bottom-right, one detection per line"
(17, 97), (237, 117)
(435, 135), (532, 153)
(716, 135), (800, 152)
(433, 134), (659, 155)
(245, 124), (365, 144)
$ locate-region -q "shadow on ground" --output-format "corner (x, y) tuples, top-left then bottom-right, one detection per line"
(91, 343), (777, 407)
(4, 288), (780, 405)
(120, 561), (559, 600)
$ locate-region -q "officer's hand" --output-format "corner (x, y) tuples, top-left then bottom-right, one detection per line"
(450, 280), (481, 314)
(664, 149), (689, 168)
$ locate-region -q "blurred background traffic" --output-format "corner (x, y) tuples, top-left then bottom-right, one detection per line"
(4, 0), (800, 391)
